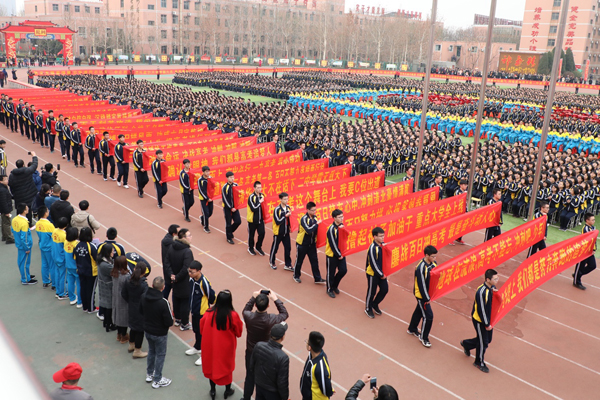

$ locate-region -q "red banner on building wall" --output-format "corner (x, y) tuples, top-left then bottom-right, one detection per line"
(429, 217), (547, 302)
(382, 201), (502, 276)
(337, 193), (465, 256)
(490, 230), (598, 326)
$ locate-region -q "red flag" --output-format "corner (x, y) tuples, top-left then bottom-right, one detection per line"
(44, 50), (47, 55)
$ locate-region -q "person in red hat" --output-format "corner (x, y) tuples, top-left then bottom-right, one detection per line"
(50, 362), (93, 400)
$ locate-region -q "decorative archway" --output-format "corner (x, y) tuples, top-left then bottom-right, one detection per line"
(0, 20), (77, 65)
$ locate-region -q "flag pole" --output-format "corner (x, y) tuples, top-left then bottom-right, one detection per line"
(528, 0), (570, 220)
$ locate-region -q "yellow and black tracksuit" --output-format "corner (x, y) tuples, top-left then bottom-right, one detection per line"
(179, 169), (194, 220)
(293, 214), (322, 282)
(247, 192), (265, 252)
(222, 182), (240, 240)
(270, 204), (292, 267)
(132, 149), (148, 196)
(484, 198), (502, 242)
(325, 223), (347, 294)
(114, 142), (129, 185)
(408, 258), (435, 342)
(527, 210), (548, 258)
(198, 176), (213, 230)
(152, 159), (167, 207)
(573, 224), (597, 286)
(99, 138), (115, 180)
(462, 283), (494, 367)
(189, 274), (215, 351)
(85, 134), (101, 174)
(300, 350), (334, 400)
(70, 128), (84, 167)
(365, 241), (387, 313)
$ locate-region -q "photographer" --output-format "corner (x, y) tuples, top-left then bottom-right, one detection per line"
(41, 163), (59, 187)
(345, 374), (398, 400)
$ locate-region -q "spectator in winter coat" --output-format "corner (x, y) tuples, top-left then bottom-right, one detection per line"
(30, 162), (42, 192)
(163, 228), (193, 329)
(8, 153), (38, 225)
(44, 184), (61, 221)
(71, 200), (101, 234)
(111, 255), (131, 344)
(41, 163), (59, 187)
(97, 244), (116, 332)
(50, 190), (74, 227)
(32, 184), (51, 217)
(160, 224), (180, 299)
(121, 262), (151, 358)
(0, 174), (14, 244)
(249, 322), (290, 400)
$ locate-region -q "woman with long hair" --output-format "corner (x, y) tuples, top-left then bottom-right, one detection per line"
(121, 262), (151, 358)
(200, 290), (243, 400)
(97, 244), (116, 332)
(74, 227), (98, 313)
(111, 255), (131, 343)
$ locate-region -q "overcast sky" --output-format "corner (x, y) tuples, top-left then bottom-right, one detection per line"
(346, 0), (528, 29)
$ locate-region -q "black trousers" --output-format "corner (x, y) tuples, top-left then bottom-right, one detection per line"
(408, 298), (433, 341)
(72, 144), (84, 167)
(463, 319), (493, 367)
(326, 256), (347, 292)
(269, 234), (291, 267)
(30, 123), (37, 141)
(48, 134), (55, 152)
(78, 275), (97, 312)
(155, 182), (168, 206)
(134, 171), (149, 195)
(99, 307), (113, 328)
(129, 329), (144, 348)
(365, 274), (389, 312)
(18, 117), (24, 135)
(255, 386), (280, 400)
(527, 240), (546, 258)
(24, 122), (31, 139)
(223, 208), (241, 240)
(117, 162), (129, 185)
(191, 313), (203, 350)
(200, 200), (214, 228)
(7, 115), (15, 131)
(574, 254), (597, 285)
(172, 295), (190, 325)
(182, 191), (194, 218)
(293, 243), (321, 281)
(37, 127), (45, 146)
(88, 149), (101, 173)
(242, 349), (256, 400)
(102, 155), (115, 179)
(247, 221), (265, 251)
(484, 226), (501, 242)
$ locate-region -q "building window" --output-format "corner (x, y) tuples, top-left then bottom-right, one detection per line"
(148, 4), (155, 9)
(106, 28), (112, 37)
(225, 19), (229, 27)
(95, 7), (100, 13)
(194, 46), (200, 54)
(35, 5), (37, 12)
(148, 36), (155, 42)
(78, 27), (86, 38)
(161, 14), (167, 23)
(172, 14), (178, 23)
(74, 5), (80, 12)
(148, 20), (155, 26)
(547, 39), (556, 46)
(161, 0), (167, 7)
(172, 0), (178, 8)
(470, 46), (478, 52)
(79, 46), (86, 55)
(120, 0), (124, 6)
(64, 5), (69, 11)
(216, 4), (220, 12)
(217, 19), (220, 26)
(434, 44), (441, 51)
(195, 2), (200, 11)
(184, 1), (189, 10)
(194, 32), (200, 40)
(551, 12), (559, 20)
(184, 16), (189, 24)
(203, 2), (210, 11)
(52, 4), (58, 11)
(243, 20), (248, 29)
(549, 26), (557, 33)
(553, 0), (561, 6)
(161, 45), (167, 54)
(161, 30), (167, 39)
(85, 5), (90, 13)
(195, 17), (199, 25)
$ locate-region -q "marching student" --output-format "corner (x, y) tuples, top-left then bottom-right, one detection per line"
(114, 134), (129, 188)
(51, 217), (69, 300)
(300, 331), (334, 399)
(407, 245), (438, 348)
(152, 150), (168, 209)
(35, 109), (46, 148)
(460, 269), (499, 373)
(573, 213), (597, 290)
(270, 192), (292, 270)
(12, 203), (37, 285)
(0, 140), (7, 176)
(46, 110), (56, 153)
(247, 181), (266, 256)
(35, 206), (55, 289)
(222, 171), (241, 244)
(179, 159), (194, 222)
(70, 122), (84, 168)
(85, 127), (102, 175)
(484, 189), (503, 242)
(185, 260), (215, 366)
(198, 165), (213, 233)
(325, 209), (347, 298)
(132, 140), (148, 198)
(293, 202), (325, 284)
(64, 227), (81, 307)
(527, 202), (549, 258)
(99, 131), (116, 181)
(365, 227), (388, 319)
(55, 114), (66, 158)
(453, 179), (468, 245)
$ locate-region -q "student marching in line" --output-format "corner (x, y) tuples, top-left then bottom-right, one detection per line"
(179, 159), (194, 222)
(573, 213), (597, 290)
(407, 245), (438, 348)
(325, 209), (347, 298)
(247, 181), (266, 256)
(365, 227), (388, 319)
(293, 202), (325, 284)
(270, 192), (292, 270)
(198, 166), (213, 233)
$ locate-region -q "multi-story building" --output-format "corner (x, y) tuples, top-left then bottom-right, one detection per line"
(433, 41), (518, 71)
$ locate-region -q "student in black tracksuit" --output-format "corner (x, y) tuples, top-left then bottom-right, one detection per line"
(364, 227), (388, 319)
(484, 189), (503, 242)
(133, 140), (148, 198)
(179, 159), (194, 222)
(152, 150), (167, 208)
(70, 122), (84, 168)
(293, 201), (324, 284)
(247, 181), (266, 256)
(573, 213), (597, 290)
(461, 269), (499, 373)
(35, 110), (46, 147)
(114, 135), (129, 188)
(453, 180), (468, 245)
(45, 111), (56, 153)
(198, 166), (213, 233)
(527, 202), (549, 258)
(270, 193), (292, 270)
(407, 245), (438, 348)
(325, 209), (347, 298)
(85, 127), (102, 175)
(222, 171), (241, 244)
(99, 132), (115, 180)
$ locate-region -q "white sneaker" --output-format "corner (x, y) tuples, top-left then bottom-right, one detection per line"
(69, 299), (77, 305)
(123, 185), (129, 189)
(76, 303), (83, 309)
(151, 377), (171, 389)
(185, 347), (200, 356)
(96, 313), (104, 321)
(194, 357), (202, 366)
(117, 181), (121, 187)
(145, 374), (153, 383)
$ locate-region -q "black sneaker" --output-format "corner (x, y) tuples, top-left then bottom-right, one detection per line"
(327, 290), (336, 298)
(23, 279), (38, 285)
(227, 239), (235, 245)
(256, 249), (266, 256)
(365, 309), (375, 319)
(406, 329), (420, 338)
(204, 228), (211, 234)
(138, 193), (143, 198)
(460, 340), (470, 356)
(314, 279), (326, 285)
(420, 338), (432, 348)
(372, 305), (382, 315)
(43, 283), (51, 288)
(574, 283), (586, 290)
(269, 263), (277, 270)
(184, 217), (191, 222)
(158, 204), (163, 209)
(283, 266), (294, 272)
(333, 288), (340, 295)
(293, 276), (302, 283)
(474, 362), (489, 373)
(248, 248), (256, 256)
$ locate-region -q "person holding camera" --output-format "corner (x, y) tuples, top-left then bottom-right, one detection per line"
(345, 374), (398, 400)
(241, 290), (289, 400)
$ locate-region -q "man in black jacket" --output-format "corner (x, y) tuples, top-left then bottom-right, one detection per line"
(249, 322), (290, 400)
(161, 224), (180, 299)
(50, 190), (75, 228)
(8, 153), (38, 225)
(164, 228), (193, 330)
(141, 276), (174, 389)
(41, 163), (58, 187)
(0, 174), (14, 244)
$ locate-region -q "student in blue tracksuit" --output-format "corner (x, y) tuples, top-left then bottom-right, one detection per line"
(300, 331), (334, 400)
(52, 217), (68, 299)
(12, 203), (37, 285)
(35, 206), (55, 288)
(64, 227), (81, 306)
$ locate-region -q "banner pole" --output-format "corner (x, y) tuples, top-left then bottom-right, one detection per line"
(466, 0), (497, 210)
(413, 0), (437, 192)
(528, 0), (570, 220)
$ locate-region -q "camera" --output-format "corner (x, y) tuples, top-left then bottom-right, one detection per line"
(57, 164), (61, 171)
(260, 289), (271, 295)
(27, 151), (31, 155)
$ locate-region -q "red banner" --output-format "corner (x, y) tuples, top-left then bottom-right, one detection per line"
(232, 164), (350, 208)
(337, 193), (465, 256)
(62, 109), (142, 121)
(90, 126), (216, 148)
(490, 230), (598, 326)
(190, 150), (304, 191)
(161, 143), (276, 182)
(382, 201), (502, 276)
(429, 217), (547, 301)
(260, 172), (386, 223)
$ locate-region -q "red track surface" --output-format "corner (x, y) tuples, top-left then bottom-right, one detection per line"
(1, 119), (599, 399)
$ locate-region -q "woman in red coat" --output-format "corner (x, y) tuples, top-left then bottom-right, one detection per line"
(200, 290), (244, 400)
